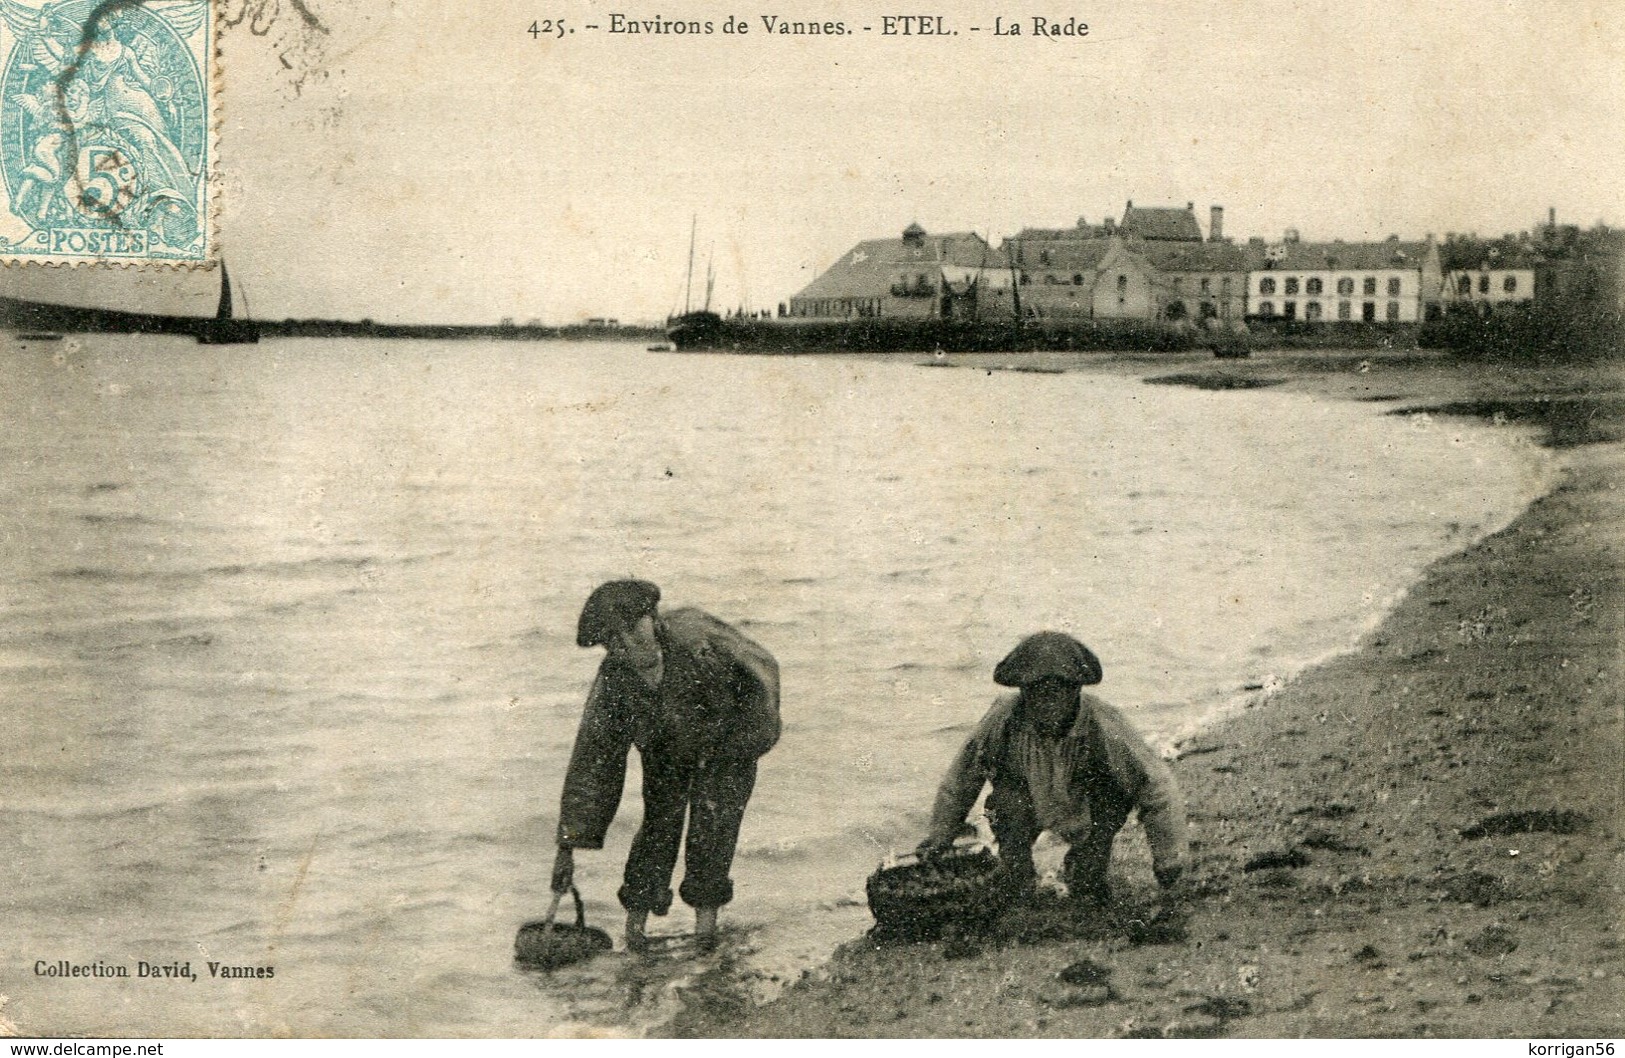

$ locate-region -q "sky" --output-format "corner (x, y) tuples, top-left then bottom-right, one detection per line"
(3, 0), (1622, 323)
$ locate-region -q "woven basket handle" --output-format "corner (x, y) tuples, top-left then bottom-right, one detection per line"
(902, 837), (987, 863)
(569, 885), (587, 929)
(541, 890), (564, 932)
(542, 885), (589, 933)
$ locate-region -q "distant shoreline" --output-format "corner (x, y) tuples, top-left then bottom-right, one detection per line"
(0, 296), (663, 343)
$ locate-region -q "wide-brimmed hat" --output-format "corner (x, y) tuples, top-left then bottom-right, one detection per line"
(993, 631), (1103, 688)
(576, 580), (660, 647)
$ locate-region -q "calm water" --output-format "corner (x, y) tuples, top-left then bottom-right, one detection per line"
(0, 336), (1553, 1036)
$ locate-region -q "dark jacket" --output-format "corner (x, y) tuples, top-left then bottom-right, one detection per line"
(556, 607), (780, 849)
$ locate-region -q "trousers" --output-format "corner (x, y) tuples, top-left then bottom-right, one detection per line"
(985, 769), (1133, 902)
(618, 754), (758, 914)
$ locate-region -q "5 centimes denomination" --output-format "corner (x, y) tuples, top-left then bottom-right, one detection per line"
(0, 0), (213, 264)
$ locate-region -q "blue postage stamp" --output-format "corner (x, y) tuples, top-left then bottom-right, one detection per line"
(0, 0), (213, 265)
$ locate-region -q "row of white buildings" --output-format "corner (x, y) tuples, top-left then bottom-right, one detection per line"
(784, 202), (1541, 324)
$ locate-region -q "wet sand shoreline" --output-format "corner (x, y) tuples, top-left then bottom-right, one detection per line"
(670, 349), (1625, 1038)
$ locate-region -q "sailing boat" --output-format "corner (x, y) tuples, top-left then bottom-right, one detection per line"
(664, 217), (722, 350)
(196, 261), (261, 345)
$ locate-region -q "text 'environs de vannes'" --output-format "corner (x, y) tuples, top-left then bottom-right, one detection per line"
(596, 14), (1090, 37)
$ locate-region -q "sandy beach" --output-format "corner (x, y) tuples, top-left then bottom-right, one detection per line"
(668, 348), (1624, 1039)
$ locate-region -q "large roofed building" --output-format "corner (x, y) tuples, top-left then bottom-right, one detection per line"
(786, 224), (1011, 320)
(1247, 235), (1444, 323)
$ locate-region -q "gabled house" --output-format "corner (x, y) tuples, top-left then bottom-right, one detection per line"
(1006, 238), (1112, 317)
(1006, 202), (1237, 320)
(1003, 237), (1164, 319)
(1140, 241), (1260, 321)
(1087, 241), (1166, 319)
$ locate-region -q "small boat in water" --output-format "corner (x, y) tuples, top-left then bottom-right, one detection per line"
(663, 217), (725, 351)
(17, 332), (63, 341)
(197, 262), (260, 345)
(666, 310), (721, 350)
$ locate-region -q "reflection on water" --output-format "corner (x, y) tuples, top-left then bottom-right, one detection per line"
(0, 336), (1551, 1036)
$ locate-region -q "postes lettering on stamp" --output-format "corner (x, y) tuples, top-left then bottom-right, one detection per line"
(0, 0), (213, 265)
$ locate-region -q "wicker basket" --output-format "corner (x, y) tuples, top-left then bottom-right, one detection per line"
(865, 846), (1001, 942)
(514, 886), (614, 970)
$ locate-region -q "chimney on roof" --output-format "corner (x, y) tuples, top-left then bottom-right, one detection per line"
(1209, 205), (1224, 243)
(1186, 202), (1194, 212)
(1126, 200), (1133, 210)
(1284, 227), (1300, 244)
(1548, 207), (1557, 230)
(1103, 217), (1116, 234)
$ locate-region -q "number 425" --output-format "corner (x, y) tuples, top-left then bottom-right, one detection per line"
(528, 19), (568, 37)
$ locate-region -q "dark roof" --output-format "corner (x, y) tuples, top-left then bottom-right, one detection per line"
(792, 232), (1005, 301)
(1263, 240), (1435, 271)
(1005, 239), (1115, 271)
(1450, 252), (1545, 271)
(1011, 222), (1111, 241)
(1140, 241), (1260, 272)
(1013, 227), (1080, 241)
(1120, 204), (1203, 242)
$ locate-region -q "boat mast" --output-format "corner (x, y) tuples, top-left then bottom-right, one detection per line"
(703, 251), (715, 313)
(683, 216), (697, 315)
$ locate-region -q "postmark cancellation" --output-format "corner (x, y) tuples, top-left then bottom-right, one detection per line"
(0, 0), (214, 265)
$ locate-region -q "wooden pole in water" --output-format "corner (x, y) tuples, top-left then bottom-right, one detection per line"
(1009, 240), (1023, 322)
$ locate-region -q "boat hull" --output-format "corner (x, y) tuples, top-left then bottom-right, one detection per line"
(666, 311), (723, 350)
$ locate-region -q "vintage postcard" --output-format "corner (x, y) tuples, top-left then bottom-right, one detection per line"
(0, 0), (1620, 1044)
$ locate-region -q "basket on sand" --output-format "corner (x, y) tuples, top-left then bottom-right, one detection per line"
(865, 846), (1001, 942)
(514, 886), (614, 970)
